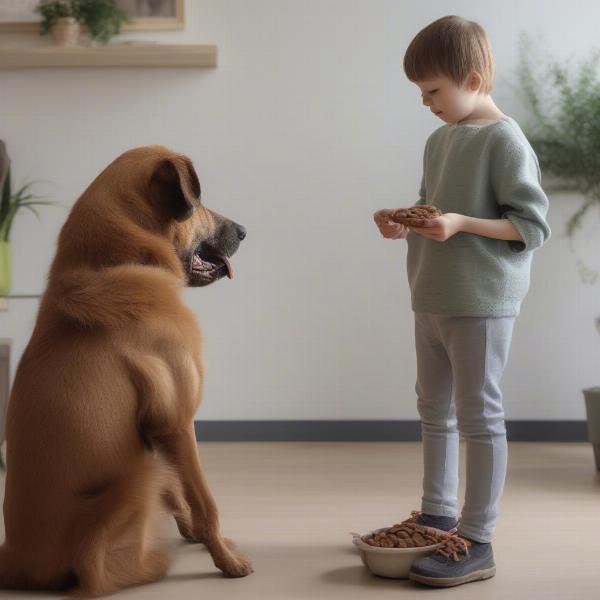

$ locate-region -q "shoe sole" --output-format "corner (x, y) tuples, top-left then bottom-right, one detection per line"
(409, 567), (496, 588)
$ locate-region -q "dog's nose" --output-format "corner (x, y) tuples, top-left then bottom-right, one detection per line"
(236, 225), (247, 241)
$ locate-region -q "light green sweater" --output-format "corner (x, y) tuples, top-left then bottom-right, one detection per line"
(406, 116), (551, 317)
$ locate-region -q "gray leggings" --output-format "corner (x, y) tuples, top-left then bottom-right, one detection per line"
(414, 312), (515, 543)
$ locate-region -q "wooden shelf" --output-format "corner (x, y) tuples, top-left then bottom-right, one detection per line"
(0, 44), (217, 69)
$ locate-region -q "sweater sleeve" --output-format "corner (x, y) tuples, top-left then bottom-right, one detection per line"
(490, 126), (551, 253)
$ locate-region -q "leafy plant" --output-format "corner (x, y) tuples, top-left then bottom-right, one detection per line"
(79, 0), (127, 44)
(0, 143), (52, 242)
(35, 0), (127, 43)
(0, 179), (53, 242)
(517, 35), (600, 239)
(35, 0), (82, 34)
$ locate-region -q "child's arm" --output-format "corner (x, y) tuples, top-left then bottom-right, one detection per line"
(410, 213), (523, 242)
(412, 125), (551, 248)
(488, 129), (551, 252)
(460, 216), (523, 240)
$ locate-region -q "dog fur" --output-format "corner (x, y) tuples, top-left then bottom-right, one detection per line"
(0, 146), (252, 596)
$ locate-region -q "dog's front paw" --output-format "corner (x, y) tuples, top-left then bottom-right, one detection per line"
(220, 553), (254, 578)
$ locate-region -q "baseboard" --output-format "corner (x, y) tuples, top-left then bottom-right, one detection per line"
(194, 420), (588, 442)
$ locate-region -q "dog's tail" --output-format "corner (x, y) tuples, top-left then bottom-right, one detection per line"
(52, 265), (183, 329)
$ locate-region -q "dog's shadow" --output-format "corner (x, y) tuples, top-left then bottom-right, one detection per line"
(163, 571), (223, 582)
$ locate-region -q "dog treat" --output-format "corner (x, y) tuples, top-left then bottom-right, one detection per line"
(362, 521), (450, 549)
(390, 204), (442, 227)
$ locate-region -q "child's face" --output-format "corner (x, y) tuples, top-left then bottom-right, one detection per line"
(415, 74), (480, 124)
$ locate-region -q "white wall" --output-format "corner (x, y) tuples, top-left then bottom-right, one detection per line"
(1, 0), (598, 421)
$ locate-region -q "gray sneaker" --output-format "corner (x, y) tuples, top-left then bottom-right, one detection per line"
(408, 535), (496, 588)
(404, 510), (458, 532)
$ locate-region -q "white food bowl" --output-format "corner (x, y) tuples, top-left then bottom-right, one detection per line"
(352, 528), (444, 579)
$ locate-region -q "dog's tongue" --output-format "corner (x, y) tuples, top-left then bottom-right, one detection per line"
(221, 256), (233, 279)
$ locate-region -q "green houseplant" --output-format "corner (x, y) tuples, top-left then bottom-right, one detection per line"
(36, 0), (127, 45)
(518, 38), (600, 469)
(78, 0), (128, 44)
(35, 0), (83, 45)
(0, 142), (53, 297)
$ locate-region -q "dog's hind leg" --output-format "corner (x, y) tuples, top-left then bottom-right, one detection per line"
(71, 533), (169, 599)
(69, 455), (171, 597)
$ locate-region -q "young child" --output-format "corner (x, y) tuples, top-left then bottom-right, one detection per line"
(373, 16), (550, 587)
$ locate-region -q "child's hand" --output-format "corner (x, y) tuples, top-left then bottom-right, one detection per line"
(409, 213), (464, 242)
(373, 209), (408, 239)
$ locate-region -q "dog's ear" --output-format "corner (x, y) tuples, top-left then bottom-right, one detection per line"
(150, 157), (201, 222)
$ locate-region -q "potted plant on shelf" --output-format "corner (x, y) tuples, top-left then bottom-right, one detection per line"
(518, 37), (600, 469)
(0, 141), (53, 297)
(36, 0), (127, 46)
(79, 0), (128, 44)
(36, 0), (83, 46)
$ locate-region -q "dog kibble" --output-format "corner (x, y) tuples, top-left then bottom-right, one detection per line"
(362, 522), (450, 549)
(390, 204), (442, 227)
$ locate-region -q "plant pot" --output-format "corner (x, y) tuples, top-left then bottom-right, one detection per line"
(583, 387), (600, 470)
(50, 17), (80, 47)
(0, 241), (10, 297)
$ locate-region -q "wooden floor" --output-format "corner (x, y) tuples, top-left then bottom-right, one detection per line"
(1, 442), (599, 599)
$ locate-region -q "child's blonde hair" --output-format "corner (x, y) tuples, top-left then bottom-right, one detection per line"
(404, 16), (495, 94)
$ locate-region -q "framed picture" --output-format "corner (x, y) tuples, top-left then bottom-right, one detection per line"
(0, 0), (185, 33)
(118, 0), (184, 31)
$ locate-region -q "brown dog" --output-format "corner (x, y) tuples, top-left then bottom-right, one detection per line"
(0, 146), (252, 595)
